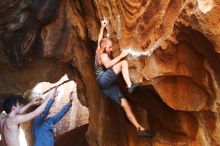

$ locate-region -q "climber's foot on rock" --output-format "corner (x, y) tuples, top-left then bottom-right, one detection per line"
(136, 128), (154, 138)
(128, 83), (139, 93)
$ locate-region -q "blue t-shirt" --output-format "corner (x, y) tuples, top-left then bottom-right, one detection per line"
(32, 99), (72, 146)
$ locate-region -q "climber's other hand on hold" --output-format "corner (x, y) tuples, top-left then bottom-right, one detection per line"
(120, 50), (129, 59)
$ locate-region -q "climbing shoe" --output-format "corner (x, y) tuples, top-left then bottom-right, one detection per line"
(136, 129), (154, 138)
(128, 83), (139, 93)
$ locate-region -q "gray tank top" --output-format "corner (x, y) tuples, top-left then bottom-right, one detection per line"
(95, 56), (105, 76)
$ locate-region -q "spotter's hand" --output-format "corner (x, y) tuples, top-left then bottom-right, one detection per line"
(69, 91), (75, 102)
(31, 97), (43, 105)
(45, 86), (59, 100)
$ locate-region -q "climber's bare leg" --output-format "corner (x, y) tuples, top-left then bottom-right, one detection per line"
(112, 60), (132, 88)
(120, 98), (144, 130)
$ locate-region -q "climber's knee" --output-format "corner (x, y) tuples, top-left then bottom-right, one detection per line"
(121, 60), (128, 67)
(120, 98), (129, 109)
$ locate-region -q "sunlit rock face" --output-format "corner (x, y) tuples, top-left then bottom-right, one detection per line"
(30, 75), (89, 136)
(0, 0), (220, 146)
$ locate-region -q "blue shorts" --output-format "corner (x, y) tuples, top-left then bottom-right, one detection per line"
(96, 68), (122, 104)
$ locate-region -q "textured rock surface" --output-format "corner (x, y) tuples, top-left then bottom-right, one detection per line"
(55, 124), (89, 146)
(0, 0), (220, 146)
(30, 75), (89, 136)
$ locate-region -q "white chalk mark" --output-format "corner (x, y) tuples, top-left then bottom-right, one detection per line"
(123, 36), (168, 58)
(197, 0), (213, 13)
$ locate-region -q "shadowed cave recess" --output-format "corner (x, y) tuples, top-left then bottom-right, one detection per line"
(0, 0), (220, 146)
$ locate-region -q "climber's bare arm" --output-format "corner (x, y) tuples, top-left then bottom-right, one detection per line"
(12, 97), (51, 124)
(100, 50), (129, 69)
(97, 19), (108, 49)
(18, 97), (42, 114)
